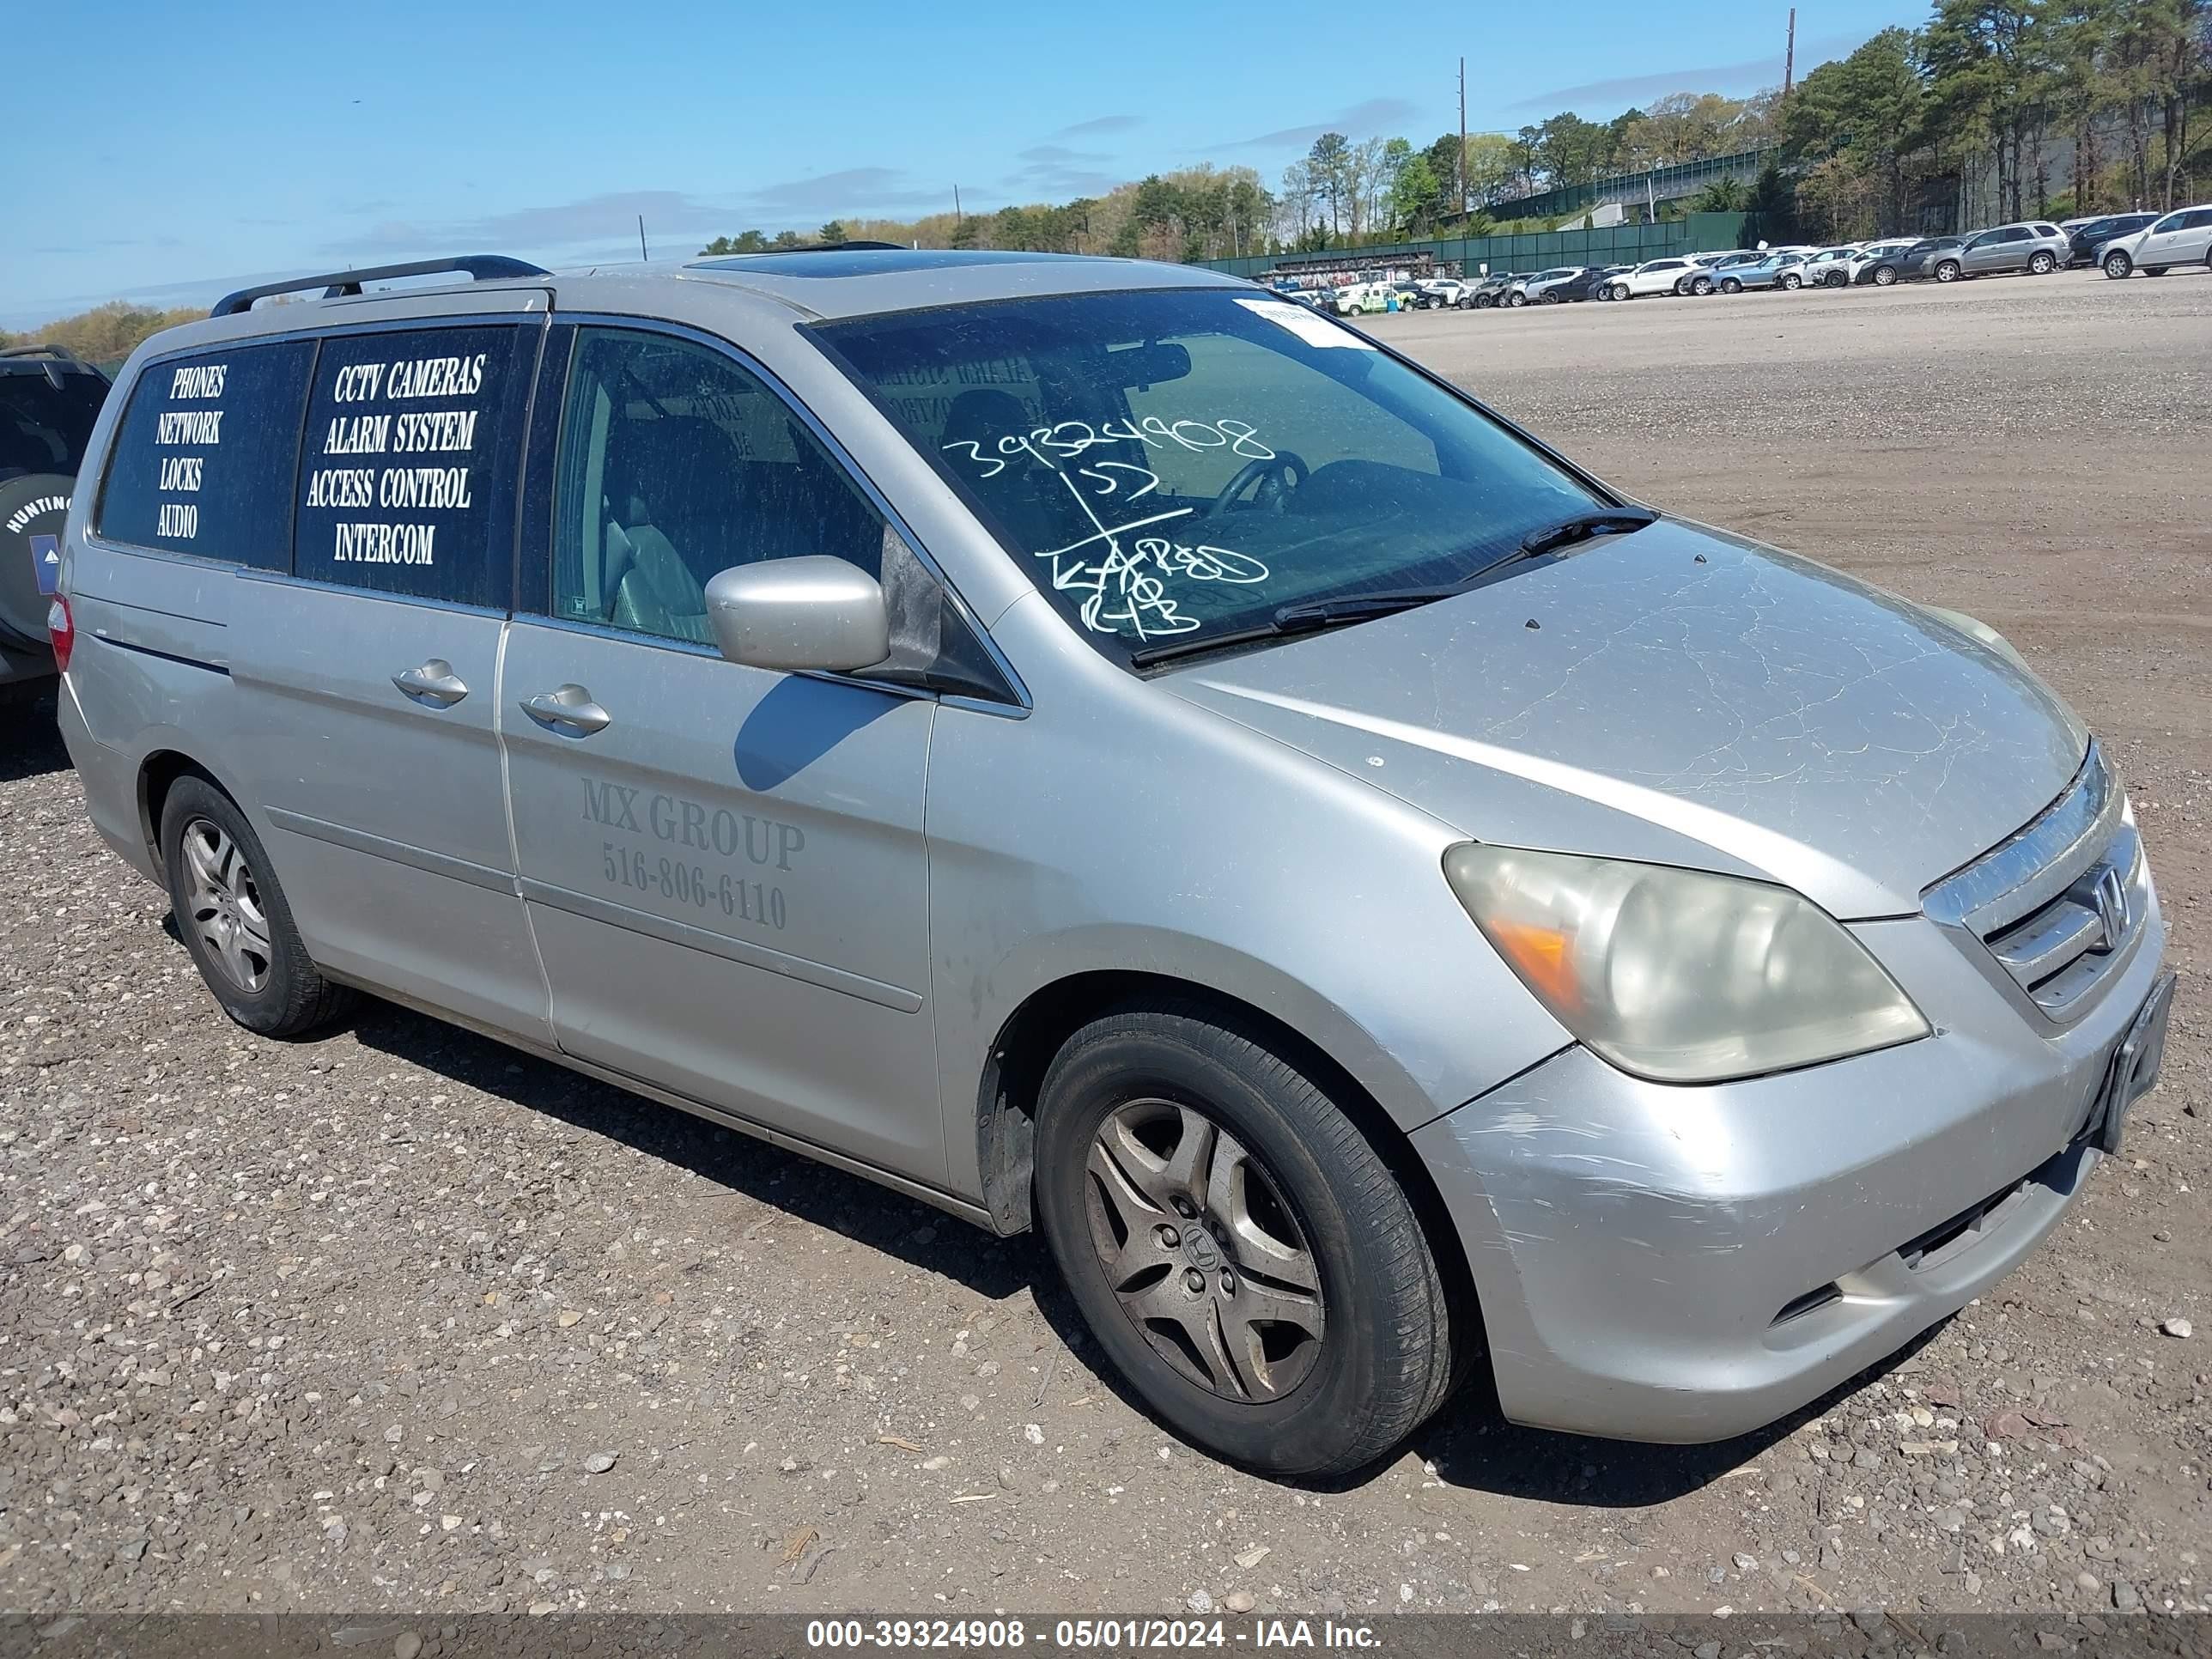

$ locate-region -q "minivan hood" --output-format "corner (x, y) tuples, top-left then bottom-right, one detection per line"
(1165, 521), (2087, 919)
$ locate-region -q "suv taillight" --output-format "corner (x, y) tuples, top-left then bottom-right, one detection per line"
(48, 595), (74, 674)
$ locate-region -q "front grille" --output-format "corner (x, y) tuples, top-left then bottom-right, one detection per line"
(1923, 744), (2147, 1024)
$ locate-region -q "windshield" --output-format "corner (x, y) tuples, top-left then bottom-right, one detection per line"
(814, 288), (1601, 665)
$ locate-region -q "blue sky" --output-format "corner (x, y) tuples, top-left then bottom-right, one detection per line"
(6, 0), (1914, 328)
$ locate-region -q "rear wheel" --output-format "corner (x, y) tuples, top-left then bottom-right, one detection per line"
(1718, 277), (1743, 295)
(2028, 251), (2057, 275)
(160, 777), (353, 1038)
(1034, 1006), (1461, 1477)
(2146, 265), (2168, 276)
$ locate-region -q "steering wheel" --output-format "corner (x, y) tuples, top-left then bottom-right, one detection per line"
(1207, 452), (1309, 519)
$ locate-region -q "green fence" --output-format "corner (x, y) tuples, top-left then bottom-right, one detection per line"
(1194, 213), (1749, 283)
(1480, 149), (1774, 223)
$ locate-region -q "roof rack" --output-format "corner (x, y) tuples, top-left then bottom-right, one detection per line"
(211, 255), (551, 319)
(0, 343), (106, 386)
(0, 343), (98, 369)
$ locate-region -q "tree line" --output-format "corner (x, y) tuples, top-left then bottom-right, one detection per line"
(1780, 0), (2206, 243)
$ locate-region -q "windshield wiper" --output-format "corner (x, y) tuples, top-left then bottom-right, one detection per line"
(1130, 589), (1460, 668)
(1127, 507), (1659, 671)
(1511, 506), (1658, 561)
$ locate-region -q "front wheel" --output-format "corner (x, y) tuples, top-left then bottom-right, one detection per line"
(2103, 251), (2134, 278)
(1506, 291), (1526, 307)
(2028, 251), (2057, 275)
(1034, 1006), (1461, 1477)
(1780, 272), (1802, 290)
(1692, 276), (1715, 295)
(1934, 260), (1960, 283)
(160, 777), (353, 1038)
(1873, 264), (1898, 286)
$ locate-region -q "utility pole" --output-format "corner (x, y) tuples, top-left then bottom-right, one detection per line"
(1458, 57), (1469, 221)
(637, 215), (648, 262)
(1784, 7), (1796, 102)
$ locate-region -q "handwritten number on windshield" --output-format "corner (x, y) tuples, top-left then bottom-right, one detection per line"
(939, 414), (1277, 641)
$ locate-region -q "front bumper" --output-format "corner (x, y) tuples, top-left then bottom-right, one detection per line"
(1411, 888), (2167, 1443)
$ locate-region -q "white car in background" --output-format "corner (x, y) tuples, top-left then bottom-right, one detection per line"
(1607, 257), (1696, 299)
(2097, 203), (2212, 277)
(1798, 246), (1865, 288)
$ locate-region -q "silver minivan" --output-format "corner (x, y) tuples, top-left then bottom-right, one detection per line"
(54, 249), (2172, 1476)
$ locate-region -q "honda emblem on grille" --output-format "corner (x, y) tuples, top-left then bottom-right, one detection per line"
(2092, 866), (2130, 951)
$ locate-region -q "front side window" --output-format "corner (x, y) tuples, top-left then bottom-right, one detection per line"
(97, 341), (313, 568)
(292, 324), (530, 606)
(547, 328), (888, 646)
(816, 289), (1600, 667)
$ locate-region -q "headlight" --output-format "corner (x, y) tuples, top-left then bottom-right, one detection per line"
(1443, 845), (1929, 1084)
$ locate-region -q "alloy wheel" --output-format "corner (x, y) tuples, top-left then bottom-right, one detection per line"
(180, 817), (273, 993)
(1083, 1098), (1326, 1402)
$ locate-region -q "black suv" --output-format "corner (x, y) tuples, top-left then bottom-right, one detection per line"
(1, 346), (110, 703)
(2067, 212), (2158, 266)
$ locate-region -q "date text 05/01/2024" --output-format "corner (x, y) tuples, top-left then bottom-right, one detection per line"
(803, 1619), (1382, 1650)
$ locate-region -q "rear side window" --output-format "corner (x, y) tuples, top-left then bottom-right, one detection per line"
(96, 342), (313, 566)
(292, 324), (532, 608)
(1, 368), (108, 484)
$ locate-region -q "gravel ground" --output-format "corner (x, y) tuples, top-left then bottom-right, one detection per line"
(3, 269), (2207, 1621)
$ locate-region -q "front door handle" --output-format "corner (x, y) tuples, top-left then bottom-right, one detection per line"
(392, 659), (469, 706)
(521, 684), (612, 734)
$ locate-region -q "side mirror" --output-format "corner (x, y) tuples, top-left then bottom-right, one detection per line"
(704, 556), (890, 674)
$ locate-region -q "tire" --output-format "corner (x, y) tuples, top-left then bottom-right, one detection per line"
(159, 776), (353, 1039)
(2028, 251), (2056, 275)
(1506, 291), (1526, 307)
(1033, 1005), (1460, 1478)
(1873, 264), (1898, 286)
(1692, 276), (1715, 295)
(1540, 290), (1559, 303)
(2146, 266), (2168, 276)
(1472, 292), (1492, 309)
(1718, 277), (1743, 295)
(1934, 260), (1960, 283)
(1780, 272), (1802, 290)
(2104, 251), (2133, 278)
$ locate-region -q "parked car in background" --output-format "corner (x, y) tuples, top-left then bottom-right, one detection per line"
(1846, 240), (1921, 285)
(1939, 222), (2070, 280)
(1695, 251), (1766, 293)
(1717, 250), (1808, 292)
(2097, 204), (2212, 276)
(1608, 258), (1695, 299)
(1501, 271), (1547, 307)
(1, 345), (112, 708)
(1797, 246), (1863, 288)
(2067, 212), (2158, 266)
(1413, 278), (1469, 309)
(1466, 271), (1519, 308)
(1548, 265), (1626, 303)
(1524, 267), (1586, 304)
(1333, 282), (1389, 315)
(1893, 236), (1963, 281)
